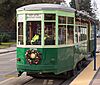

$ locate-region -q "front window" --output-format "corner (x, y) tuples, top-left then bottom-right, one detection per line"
(44, 22), (55, 45)
(44, 14), (55, 20)
(58, 16), (66, 24)
(68, 17), (74, 24)
(26, 21), (41, 45)
(18, 22), (23, 45)
(58, 16), (66, 45)
(44, 14), (56, 45)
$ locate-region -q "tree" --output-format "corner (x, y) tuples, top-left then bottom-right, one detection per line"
(70, 0), (76, 9)
(0, 0), (22, 31)
(70, 0), (95, 17)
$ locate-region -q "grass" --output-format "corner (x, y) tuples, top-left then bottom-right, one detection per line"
(0, 42), (16, 49)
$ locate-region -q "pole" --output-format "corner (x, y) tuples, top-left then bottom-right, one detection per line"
(94, 22), (96, 71)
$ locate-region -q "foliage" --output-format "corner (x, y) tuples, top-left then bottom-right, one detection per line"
(70, 0), (95, 17)
(0, 42), (16, 48)
(0, 0), (18, 33)
(0, 33), (11, 42)
(69, 0), (76, 9)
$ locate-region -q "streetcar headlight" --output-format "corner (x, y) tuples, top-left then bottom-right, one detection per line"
(30, 53), (35, 59)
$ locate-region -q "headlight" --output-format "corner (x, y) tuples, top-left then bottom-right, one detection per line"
(30, 53), (35, 59)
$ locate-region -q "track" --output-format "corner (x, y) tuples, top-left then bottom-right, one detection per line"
(23, 78), (68, 85)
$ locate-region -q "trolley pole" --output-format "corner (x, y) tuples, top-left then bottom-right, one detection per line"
(94, 22), (96, 71)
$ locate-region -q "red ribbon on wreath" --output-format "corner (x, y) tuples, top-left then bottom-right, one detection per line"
(25, 49), (41, 65)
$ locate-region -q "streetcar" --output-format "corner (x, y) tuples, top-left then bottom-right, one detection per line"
(16, 4), (95, 77)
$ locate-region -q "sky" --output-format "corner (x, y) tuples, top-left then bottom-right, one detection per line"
(65, 0), (100, 19)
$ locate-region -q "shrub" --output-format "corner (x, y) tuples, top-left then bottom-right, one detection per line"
(0, 35), (2, 44)
(0, 33), (11, 42)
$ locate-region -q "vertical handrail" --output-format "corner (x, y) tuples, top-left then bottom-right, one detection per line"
(94, 22), (96, 71)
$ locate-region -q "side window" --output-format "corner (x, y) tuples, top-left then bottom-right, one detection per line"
(80, 27), (87, 41)
(79, 27), (84, 41)
(83, 28), (87, 40)
(58, 16), (66, 45)
(75, 26), (87, 43)
(67, 25), (74, 44)
(58, 25), (66, 45)
(91, 25), (94, 39)
(26, 21), (41, 45)
(44, 14), (55, 45)
(75, 26), (78, 43)
(18, 22), (23, 45)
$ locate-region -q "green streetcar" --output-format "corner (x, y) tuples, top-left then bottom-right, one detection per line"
(16, 4), (95, 77)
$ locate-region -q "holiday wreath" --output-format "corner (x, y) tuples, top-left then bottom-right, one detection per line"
(25, 49), (41, 65)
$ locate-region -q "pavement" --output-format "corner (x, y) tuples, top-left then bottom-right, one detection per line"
(70, 53), (100, 85)
(96, 45), (100, 53)
(90, 67), (100, 85)
(0, 46), (16, 54)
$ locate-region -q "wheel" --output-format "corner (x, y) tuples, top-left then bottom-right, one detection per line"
(77, 62), (82, 71)
(18, 71), (23, 77)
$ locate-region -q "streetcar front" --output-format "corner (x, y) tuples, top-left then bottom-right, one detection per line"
(16, 6), (58, 76)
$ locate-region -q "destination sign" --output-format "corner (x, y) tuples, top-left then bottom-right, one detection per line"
(27, 14), (42, 20)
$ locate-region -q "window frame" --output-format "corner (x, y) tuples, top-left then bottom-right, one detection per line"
(17, 14), (25, 45)
(75, 18), (88, 43)
(44, 13), (56, 46)
(17, 12), (75, 47)
(18, 22), (24, 45)
(58, 16), (67, 45)
(26, 21), (42, 45)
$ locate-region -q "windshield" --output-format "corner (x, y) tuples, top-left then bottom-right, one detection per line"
(26, 21), (41, 45)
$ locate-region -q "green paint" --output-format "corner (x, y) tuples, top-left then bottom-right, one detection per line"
(16, 42), (88, 74)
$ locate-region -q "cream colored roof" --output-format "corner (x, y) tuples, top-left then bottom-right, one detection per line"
(17, 4), (75, 12)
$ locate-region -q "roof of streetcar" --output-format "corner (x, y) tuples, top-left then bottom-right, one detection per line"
(17, 4), (75, 12)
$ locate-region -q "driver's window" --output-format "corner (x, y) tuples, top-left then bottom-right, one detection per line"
(26, 21), (41, 45)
